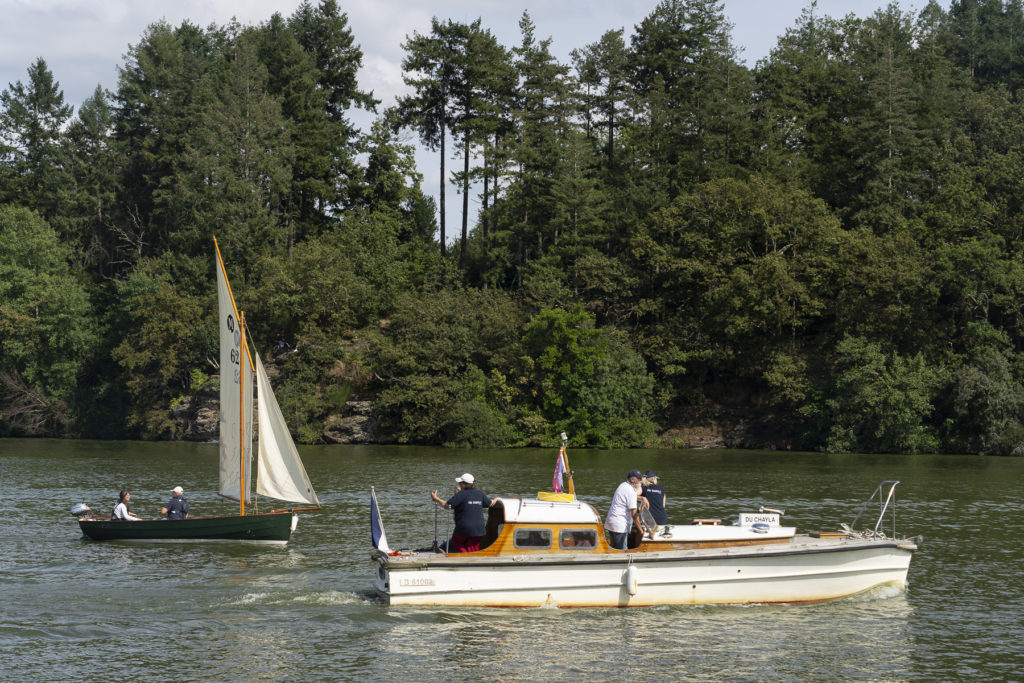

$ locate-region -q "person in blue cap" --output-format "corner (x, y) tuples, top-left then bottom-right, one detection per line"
(642, 471), (667, 526)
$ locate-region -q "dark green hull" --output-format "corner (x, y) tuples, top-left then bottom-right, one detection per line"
(79, 511), (295, 542)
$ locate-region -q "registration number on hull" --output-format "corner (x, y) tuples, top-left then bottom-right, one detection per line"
(399, 577), (435, 587)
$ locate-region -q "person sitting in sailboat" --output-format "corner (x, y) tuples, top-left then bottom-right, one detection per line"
(161, 486), (189, 519)
(111, 489), (141, 521)
(430, 473), (499, 553)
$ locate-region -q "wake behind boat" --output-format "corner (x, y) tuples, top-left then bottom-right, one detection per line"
(74, 238), (319, 543)
(370, 440), (918, 607)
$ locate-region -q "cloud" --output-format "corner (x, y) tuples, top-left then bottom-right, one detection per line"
(1, 1), (307, 103)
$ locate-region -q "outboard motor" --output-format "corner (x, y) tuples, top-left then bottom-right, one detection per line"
(70, 503), (92, 518)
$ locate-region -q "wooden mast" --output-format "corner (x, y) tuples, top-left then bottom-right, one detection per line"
(239, 310), (247, 517)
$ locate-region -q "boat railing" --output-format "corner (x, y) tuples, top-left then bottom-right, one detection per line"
(843, 480), (901, 539)
(432, 504), (451, 553)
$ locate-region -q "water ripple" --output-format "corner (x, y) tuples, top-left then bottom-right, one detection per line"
(2, 441), (1023, 680)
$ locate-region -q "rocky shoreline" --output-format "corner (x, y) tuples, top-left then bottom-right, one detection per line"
(171, 382), (385, 445)
(169, 373), (774, 449)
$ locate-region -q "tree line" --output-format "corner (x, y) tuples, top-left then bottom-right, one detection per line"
(0, 0), (1022, 454)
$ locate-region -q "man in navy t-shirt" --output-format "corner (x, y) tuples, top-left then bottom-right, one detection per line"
(642, 471), (667, 526)
(430, 473), (498, 552)
(161, 486), (189, 520)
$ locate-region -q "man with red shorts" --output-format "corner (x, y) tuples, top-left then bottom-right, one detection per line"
(430, 473), (498, 552)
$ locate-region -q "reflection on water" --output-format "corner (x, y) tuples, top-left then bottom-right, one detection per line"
(368, 596), (916, 681)
(1, 439), (1022, 680)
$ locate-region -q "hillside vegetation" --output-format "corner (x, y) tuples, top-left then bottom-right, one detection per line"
(1, 0), (1022, 454)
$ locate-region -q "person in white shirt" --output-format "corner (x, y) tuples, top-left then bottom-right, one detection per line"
(605, 470), (644, 550)
(111, 489), (142, 521)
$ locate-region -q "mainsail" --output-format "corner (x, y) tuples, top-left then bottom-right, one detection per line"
(255, 350), (319, 506)
(216, 244), (253, 504)
(216, 237), (318, 510)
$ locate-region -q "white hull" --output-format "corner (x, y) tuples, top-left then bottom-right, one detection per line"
(374, 535), (916, 607)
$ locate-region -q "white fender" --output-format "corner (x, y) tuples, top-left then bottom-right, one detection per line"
(625, 564), (638, 595)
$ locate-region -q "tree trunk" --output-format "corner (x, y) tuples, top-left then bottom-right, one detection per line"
(481, 136), (490, 286)
(460, 132), (470, 270)
(439, 122), (447, 257)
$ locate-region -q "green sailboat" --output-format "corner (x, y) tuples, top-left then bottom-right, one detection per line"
(77, 238), (319, 542)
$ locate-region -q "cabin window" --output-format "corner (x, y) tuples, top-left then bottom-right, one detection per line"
(513, 528), (552, 549)
(559, 529), (597, 549)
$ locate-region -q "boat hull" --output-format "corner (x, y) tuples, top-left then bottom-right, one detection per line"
(373, 535), (916, 607)
(79, 511), (296, 543)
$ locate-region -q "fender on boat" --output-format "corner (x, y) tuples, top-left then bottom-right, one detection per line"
(625, 564), (638, 595)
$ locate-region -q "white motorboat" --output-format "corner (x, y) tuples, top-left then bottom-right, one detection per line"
(370, 441), (918, 608)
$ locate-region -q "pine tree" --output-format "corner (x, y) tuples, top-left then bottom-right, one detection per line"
(628, 0), (751, 199)
(288, 1), (376, 220)
(256, 13), (331, 245)
(54, 85), (119, 275)
(0, 58), (73, 217)
(754, 7), (858, 210)
(572, 29), (632, 171)
(844, 4), (926, 231)
(112, 21), (224, 263)
(502, 11), (572, 286)
(397, 17), (464, 257)
(182, 31), (295, 276)
(452, 21), (513, 271)
(943, 0), (1024, 89)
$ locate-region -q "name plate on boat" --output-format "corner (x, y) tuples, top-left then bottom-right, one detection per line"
(738, 513), (780, 527)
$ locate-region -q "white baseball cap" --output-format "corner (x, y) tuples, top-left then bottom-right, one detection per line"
(455, 473), (475, 484)
(173, 486), (184, 494)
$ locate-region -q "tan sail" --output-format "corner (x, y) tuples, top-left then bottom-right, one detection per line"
(255, 350), (319, 506)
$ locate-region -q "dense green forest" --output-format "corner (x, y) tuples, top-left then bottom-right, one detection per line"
(1, 0), (1022, 454)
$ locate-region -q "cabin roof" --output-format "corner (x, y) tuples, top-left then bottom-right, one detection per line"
(499, 496), (602, 524)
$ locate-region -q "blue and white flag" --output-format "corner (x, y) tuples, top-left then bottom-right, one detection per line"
(370, 487), (391, 553)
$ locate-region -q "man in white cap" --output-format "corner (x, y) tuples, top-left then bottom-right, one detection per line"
(161, 486), (189, 520)
(430, 473), (499, 552)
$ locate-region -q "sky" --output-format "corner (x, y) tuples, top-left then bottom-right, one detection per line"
(0, 0), (938, 234)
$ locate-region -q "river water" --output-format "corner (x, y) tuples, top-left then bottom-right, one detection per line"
(1, 439), (1022, 681)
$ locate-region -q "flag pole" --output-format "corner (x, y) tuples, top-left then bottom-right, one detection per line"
(561, 432), (575, 497)
(371, 486), (391, 553)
